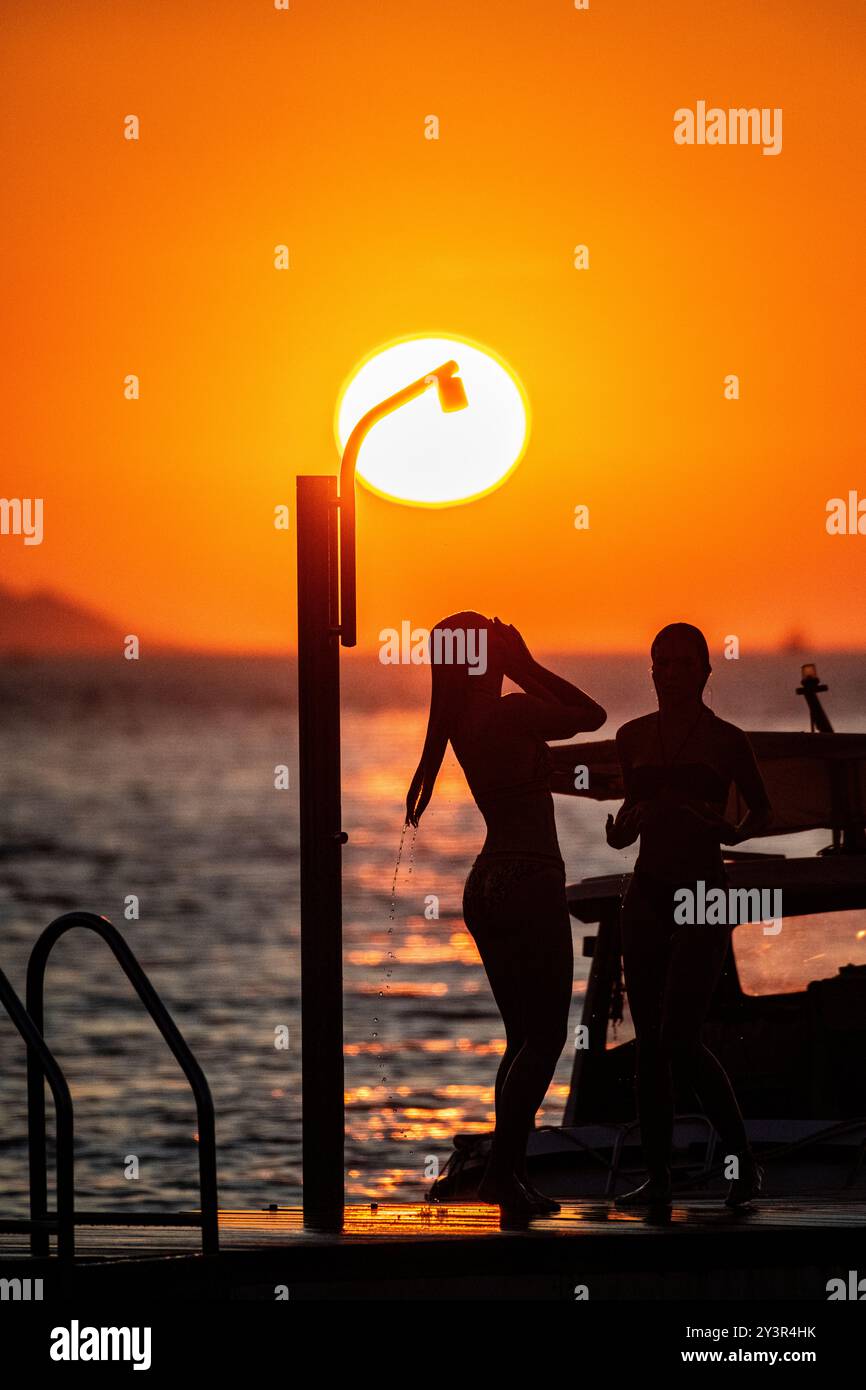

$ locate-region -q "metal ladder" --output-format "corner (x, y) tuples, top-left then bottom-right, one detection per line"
(1, 911), (219, 1260)
(0, 965), (75, 1257)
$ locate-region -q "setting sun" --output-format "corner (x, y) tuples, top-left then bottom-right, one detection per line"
(335, 335), (529, 508)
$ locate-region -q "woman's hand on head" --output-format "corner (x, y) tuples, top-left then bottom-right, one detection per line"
(491, 617), (533, 678)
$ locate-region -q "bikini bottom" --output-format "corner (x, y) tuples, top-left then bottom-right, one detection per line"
(463, 850), (566, 923)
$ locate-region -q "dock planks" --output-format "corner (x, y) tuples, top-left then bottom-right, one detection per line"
(1, 1199), (865, 1299)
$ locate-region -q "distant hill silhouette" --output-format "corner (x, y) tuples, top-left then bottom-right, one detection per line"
(0, 583), (120, 653)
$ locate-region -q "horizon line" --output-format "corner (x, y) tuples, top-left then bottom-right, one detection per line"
(3, 642), (866, 660)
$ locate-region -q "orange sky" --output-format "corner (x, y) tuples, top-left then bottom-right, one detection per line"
(2, 0), (865, 653)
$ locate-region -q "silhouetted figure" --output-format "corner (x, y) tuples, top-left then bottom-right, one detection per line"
(407, 612), (605, 1225)
(606, 623), (772, 1209)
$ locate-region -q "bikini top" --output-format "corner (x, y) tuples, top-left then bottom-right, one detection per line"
(470, 739), (553, 815)
(630, 761), (730, 805)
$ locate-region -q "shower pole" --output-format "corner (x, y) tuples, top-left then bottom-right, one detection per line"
(295, 361), (466, 1232)
(296, 475), (345, 1233)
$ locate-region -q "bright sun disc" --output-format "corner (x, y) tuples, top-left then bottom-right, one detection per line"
(335, 334), (529, 507)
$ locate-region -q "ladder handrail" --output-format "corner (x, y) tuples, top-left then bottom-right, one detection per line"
(0, 967), (75, 1259)
(26, 911), (219, 1256)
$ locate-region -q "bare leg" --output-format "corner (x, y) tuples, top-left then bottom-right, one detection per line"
(464, 863), (572, 1209)
(663, 921), (756, 1200)
(620, 876), (675, 1190)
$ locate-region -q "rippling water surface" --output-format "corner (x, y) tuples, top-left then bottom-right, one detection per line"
(1, 652), (863, 1213)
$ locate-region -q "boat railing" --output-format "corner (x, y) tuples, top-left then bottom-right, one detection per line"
(606, 1114), (718, 1196)
(550, 728), (866, 850)
(25, 911), (219, 1259)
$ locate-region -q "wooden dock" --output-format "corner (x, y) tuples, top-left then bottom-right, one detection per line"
(2, 1198), (865, 1300)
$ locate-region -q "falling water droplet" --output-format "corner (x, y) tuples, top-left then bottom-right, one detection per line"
(379, 822), (416, 1153)
(388, 820), (408, 924)
(406, 823), (417, 881)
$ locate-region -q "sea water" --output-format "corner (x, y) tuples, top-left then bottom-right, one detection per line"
(0, 651), (863, 1210)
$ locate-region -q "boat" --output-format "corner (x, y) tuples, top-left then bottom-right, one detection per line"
(428, 665), (866, 1204)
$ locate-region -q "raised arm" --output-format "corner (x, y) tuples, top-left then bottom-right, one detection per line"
(493, 619), (606, 736)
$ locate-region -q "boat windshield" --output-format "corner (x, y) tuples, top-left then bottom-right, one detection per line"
(606, 908), (866, 1048)
(732, 910), (866, 996)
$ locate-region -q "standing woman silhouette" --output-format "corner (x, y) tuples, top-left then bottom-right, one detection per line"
(606, 623), (772, 1208)
(406, 612), (606, 1224)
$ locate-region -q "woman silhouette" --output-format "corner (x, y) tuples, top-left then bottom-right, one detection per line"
(606, 623), (772, 1208)
(406, 612), (605, 1224)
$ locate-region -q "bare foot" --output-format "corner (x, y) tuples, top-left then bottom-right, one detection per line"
(498, 1174), (542, 1229)
(725, 1154), (763, 1207)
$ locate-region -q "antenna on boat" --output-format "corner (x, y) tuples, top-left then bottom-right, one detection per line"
(796, 663), (834, 734)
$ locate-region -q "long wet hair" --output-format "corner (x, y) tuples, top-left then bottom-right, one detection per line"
(405, 611), (494, 827)
(651, 622), (712, 679)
